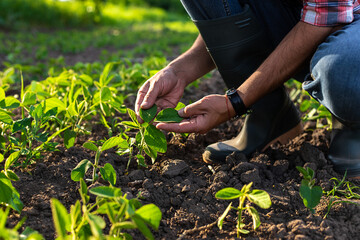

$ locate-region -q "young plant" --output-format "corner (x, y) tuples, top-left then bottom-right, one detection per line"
(0, 152), (23, 213)
(51, 179), (162, 240)
(323, 172), (360, 218)
(296, 166), (323, 214)
(121, 103), (183, 167)
(0, 207), (43, 240)
(215, 182), (271, 236)
(71, 136), (127, 185)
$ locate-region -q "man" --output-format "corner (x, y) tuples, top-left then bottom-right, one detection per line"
(135, 0), (360, 178)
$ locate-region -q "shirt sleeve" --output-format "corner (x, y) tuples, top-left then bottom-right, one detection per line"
(301, 0), (354, 26)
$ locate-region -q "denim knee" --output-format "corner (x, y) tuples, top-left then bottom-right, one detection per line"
(303, 18), (360, 123)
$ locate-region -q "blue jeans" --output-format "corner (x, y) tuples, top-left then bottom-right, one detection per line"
(180, 0), (360, 125)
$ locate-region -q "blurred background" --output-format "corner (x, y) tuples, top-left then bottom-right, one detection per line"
(0, 0), (199, 84)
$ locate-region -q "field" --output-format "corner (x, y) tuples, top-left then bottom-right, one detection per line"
(1, 1), (359, 239)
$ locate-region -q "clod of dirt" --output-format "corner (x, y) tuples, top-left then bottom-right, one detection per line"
(161, 159), (189, 177)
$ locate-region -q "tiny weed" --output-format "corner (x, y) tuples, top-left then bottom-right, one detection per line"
(323, 172), (360, 218)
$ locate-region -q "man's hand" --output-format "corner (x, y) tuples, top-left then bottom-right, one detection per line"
(135, 66), (186, 116)
(156, 94), (234, 134)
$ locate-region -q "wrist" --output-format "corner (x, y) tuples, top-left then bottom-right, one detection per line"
(225, 88), (248, 118)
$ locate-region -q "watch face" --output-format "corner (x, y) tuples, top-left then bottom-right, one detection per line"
(226, 88), (237, 96)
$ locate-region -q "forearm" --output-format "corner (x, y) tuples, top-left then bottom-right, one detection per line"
(237, 21), (338, 108)
(167, 34), (216, 86)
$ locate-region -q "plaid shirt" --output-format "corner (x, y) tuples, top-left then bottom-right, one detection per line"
(301, 0), (360, 26)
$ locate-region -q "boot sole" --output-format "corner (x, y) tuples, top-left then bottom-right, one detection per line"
(202, 123), (303, 165)
(261, 122), (303, 151)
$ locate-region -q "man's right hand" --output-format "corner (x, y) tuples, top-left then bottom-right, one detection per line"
(135, 66), (187, 117)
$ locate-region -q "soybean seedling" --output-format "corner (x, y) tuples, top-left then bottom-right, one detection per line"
(296, 166), (323, 214)
(121, 103), (183, 167)
(215, 182), (271, 237)
(51, 179), (162, 240)
(71, 136), (128, 185)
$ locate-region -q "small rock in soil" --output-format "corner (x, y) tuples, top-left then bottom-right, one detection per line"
(272, 159), (289, 176)
(162, 159), (189, 178)
(128, 169), (145, 181)
(232, 162), (257, 175)
(213, 171), (230, 183)
(240, 168), (261, 184)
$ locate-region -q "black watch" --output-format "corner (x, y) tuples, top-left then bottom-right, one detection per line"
(226, 88), (248, 118)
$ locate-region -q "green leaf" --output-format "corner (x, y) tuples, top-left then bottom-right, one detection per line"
(64, 129), (76, 149)
(296, 166), (309, 178)
(112, 221), (137, 230)
(13, 117), (32, 132)
(22, 92), (37, 106)
(44, 98), (66, 113)
(175, 102), (186, 111)
(136, 154), (147, 168)
(100, 87), (112, 102)
(89, 186), (122, 198)
(122, 121), (140, 129)
(0, 88), (5, 101)
(248, 190), (272, 209)
(127, 108), (139, 126)
(299, 184), (322, 210)
(215, 187), (243, 200)
(20, 227), (44, 240)
(70, 201), (81, 228)
(144, 125), (167, 153)
(87, 213), (105, 237)
(99, 163), (117, 186)
(218, 202), (232, 230)
(4, 97), (20, 109)
(80, 179), (89, 204)
(135, 204), (162, 230)
(155, 108), (183, 123)
(0, 154), (3, 163)
(83, 142), (98, 152)
(0, 109), (13, 124)
(139, 104), (157, 123)
(99, 62), (114, 87)
(5, 170), (19, 181)
(79, 74), (93, 86)
(247, 206), (261, 230)
(71, 159), (92, 182)
(51, 198), (70, 239)
(101, 136), (125, 152)
(5, 151), (20, 170)
(132, 215), (154, 240)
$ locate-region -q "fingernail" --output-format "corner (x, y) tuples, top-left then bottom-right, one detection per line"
(178, 108), (184, 117)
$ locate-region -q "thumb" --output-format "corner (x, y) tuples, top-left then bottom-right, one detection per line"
(178, 101), (203, 118)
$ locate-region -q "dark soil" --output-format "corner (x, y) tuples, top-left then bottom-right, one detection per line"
(7, 72), (360, 239)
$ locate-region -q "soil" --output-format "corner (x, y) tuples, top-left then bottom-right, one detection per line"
(6, 71), (360, 239)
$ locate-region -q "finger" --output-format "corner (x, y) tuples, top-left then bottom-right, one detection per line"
(141, 83), (160, 109)
(135, 83), (150, 114)
(178, 100), (206, 118)
(156, 118), (203, 133)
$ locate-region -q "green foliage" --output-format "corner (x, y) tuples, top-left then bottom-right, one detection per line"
(0, 207), (43, 240)
(71, 136), (127, 184)
(296, 166), (323, 214)
(51, 180), (162, 240)
(286, 79), (331, 129)
(323, 172), (360, 218)
(121, 103), (183, 168)
(215, 182), (271, 236)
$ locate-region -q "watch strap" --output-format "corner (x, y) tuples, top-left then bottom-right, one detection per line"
(226, 88), (247, 117)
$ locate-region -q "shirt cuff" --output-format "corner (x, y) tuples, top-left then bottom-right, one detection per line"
(301, 1), (354, 26)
